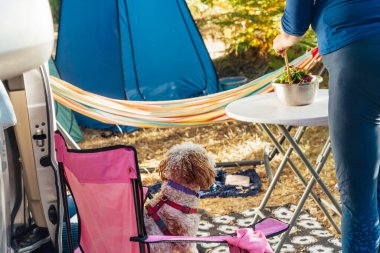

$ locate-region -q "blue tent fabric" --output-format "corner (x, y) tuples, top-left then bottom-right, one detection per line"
(118, 0), (219, 101)
(148, 168), (262, 198)
(56, 0), (220, 130)
(56, 0), (126, 129)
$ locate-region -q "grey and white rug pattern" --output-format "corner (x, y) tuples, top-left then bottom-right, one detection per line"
(197, 205), (341, 253)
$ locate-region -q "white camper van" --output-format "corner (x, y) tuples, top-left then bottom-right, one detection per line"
(0, 1), (62, 252)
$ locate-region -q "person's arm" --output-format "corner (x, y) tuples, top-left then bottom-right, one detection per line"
(273, 0), (314, 55)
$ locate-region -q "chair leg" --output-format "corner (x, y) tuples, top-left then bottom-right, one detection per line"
(58, 163), (75, 253)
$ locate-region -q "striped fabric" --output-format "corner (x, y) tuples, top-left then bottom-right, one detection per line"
(50, 50), (320, 128)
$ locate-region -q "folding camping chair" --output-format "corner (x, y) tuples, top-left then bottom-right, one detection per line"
(54, 132), (290, 253)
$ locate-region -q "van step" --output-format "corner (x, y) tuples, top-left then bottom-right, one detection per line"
(12, 226), (50, 253)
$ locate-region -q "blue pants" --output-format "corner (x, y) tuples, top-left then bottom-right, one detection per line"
(323, 33), (380, 252)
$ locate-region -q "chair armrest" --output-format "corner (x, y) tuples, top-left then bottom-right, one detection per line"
(130, 236), (148, 243)
(131, 226), (278, 253)
(130, 218), (288, 243)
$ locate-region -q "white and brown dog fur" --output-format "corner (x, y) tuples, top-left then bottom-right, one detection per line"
(144, 143), (216, 253)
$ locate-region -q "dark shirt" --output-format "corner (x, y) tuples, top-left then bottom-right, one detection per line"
(281, 0), (380, 55)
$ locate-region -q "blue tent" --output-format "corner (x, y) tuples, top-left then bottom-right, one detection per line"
(56, 0), (223, 129)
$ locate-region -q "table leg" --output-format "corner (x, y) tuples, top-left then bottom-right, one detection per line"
(268, 126), (293, 160)
(253, 125), (305, 223)
(256, 125), (339, 233)
(263, 144), (273, 182)
(264, 125), (340, 231)
(257, 125), (292, 183)
(275, 128), (341, 252)
(278, 125), (342, 215)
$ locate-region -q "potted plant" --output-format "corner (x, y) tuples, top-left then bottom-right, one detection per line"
(272, 54), (322, 106)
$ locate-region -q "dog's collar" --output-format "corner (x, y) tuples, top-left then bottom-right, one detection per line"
(167, 180), (200, 198)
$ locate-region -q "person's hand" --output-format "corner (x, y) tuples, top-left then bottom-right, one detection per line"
(273, 30), (302, 56)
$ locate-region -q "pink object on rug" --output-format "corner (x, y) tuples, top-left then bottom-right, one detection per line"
(226, 228), (273, 253)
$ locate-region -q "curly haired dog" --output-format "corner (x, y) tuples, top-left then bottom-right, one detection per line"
(144, 143), (216, 253)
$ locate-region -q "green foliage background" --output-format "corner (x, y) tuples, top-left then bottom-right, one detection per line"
(49, 0), (60, 24)
(196, 0), (316, 54)
(200, 0), (286, 55)
(192, 0), (317, 70)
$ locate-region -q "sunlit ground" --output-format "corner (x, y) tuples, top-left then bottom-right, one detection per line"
(79, 121), (340, 236)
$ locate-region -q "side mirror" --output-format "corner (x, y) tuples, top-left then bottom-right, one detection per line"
(0, 0), (54, 80)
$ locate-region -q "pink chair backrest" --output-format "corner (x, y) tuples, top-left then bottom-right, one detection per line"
(55, 133), (144, 253)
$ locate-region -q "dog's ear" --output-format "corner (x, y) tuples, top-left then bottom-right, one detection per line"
(157, 158), (169, 181)
(185, 153), (216, 189)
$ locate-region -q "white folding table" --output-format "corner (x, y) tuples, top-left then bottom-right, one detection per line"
(226, 89), (342, 252)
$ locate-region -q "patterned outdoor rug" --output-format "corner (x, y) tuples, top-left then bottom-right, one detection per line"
(197, 205), (342, 253)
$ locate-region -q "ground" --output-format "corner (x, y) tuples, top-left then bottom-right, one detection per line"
(71, 17), (340, 237)
(79, 121), (341, 237)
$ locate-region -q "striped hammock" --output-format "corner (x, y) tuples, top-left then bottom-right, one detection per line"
(50, 49), (321, 128)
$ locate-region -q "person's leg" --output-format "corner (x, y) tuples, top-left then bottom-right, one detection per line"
(323, 33), (380, 252)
